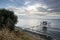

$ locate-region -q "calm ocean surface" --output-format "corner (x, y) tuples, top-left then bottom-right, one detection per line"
(16, 19), (60, 31)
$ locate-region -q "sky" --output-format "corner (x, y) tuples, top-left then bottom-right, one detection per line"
(0, 0), (60, 27)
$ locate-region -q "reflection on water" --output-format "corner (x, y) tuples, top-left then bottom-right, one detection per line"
(16, 19), (60, 30)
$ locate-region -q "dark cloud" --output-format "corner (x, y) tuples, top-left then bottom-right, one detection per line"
(43, 0), (60, 8)
(49, 8), (60, 12)
(25, 0), (60, 13)
(28, 0), (60, 12)
(37, 7), (48, 12)
(42, 0), (60, 12)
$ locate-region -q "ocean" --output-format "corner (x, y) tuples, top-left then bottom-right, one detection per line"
(16, 19), (60, 30)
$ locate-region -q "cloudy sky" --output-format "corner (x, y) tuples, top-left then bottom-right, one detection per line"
(0, 0), (60, 27)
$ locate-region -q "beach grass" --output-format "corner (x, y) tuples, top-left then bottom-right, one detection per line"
(0, 28), (36, 40)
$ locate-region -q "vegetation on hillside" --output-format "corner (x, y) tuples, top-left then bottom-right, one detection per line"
(0, 9), (17, 31)
(0, 9), (38, 40)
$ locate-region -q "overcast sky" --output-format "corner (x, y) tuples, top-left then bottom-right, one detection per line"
(0, 0), (60, 26)
(0, 0), (60, 19)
